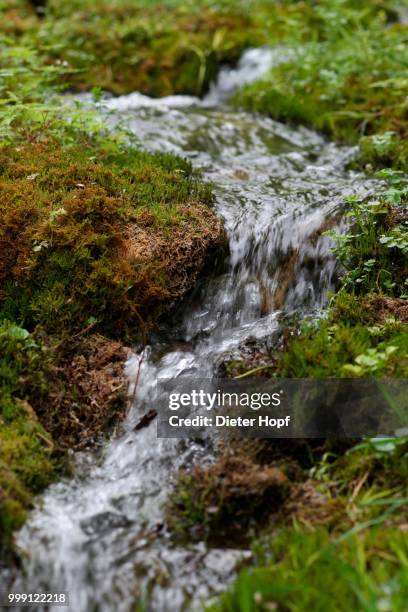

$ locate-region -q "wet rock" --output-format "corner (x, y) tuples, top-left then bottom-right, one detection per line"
(215, 338), (271, 378)
(80, 511), (133, 536)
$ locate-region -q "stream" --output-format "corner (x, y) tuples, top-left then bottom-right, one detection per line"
(8, 48), (377, 611)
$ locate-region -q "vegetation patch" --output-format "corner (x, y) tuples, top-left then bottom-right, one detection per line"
(168, 435), (408, 568)
(0, 138), (223, 338)
(235, 5), (408, 171)
(167, 452), (290, 544)
(1, 1), (401, 99)
(0, 0), (263, 96)
(0, 0), (38, 36)
(204, 437), (407, 610)
(210, 526), (408, 612)
(0, 322), (55, 556)
(272, 320), (407, 378)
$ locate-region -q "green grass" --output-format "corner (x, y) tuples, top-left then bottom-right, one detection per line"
(210, 436), (408, 612)
(210, 526), (408, 612)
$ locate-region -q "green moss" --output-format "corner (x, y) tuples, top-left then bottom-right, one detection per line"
(273, 319), (407, 378)
(358, 133), (408, 174)
(0, 0), (263, 96)
(0, 138), (221, 338)
(2, 1), (401, 98)
(0, 321), (56, 555)
(322, 437), (408, 495)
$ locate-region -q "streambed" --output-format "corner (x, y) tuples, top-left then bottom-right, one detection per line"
(9, 49), (377, 612)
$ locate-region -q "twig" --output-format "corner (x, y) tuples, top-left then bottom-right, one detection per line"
(71, 319), (97, 340)
(234, 364), (276, 379)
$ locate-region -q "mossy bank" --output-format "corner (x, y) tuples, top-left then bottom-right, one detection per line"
(0, 138), (223, 337)
(0, 0), (228, 563)
(0, 134), (224, 558)
(0, 0), (262, 96)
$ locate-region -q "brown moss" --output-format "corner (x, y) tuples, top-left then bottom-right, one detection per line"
(0, 318), (134, 558)
(364, 295), (408, 324)
(167, 437), (362, 545)
(0, 2), (37, 35)
(36, 334), (131, 450)
(168, 452), (290, 543)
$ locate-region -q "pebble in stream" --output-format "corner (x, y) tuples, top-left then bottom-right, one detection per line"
(9, 49), (378, 612)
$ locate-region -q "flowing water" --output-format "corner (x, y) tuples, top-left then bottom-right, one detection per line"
(8, 49), (377, 611)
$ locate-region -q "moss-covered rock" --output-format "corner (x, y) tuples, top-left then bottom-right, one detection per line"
(168, 453), (290, 543)
(0, 138), (224, 338)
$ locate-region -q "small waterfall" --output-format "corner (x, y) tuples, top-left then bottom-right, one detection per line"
(9, 49), (377, 611)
